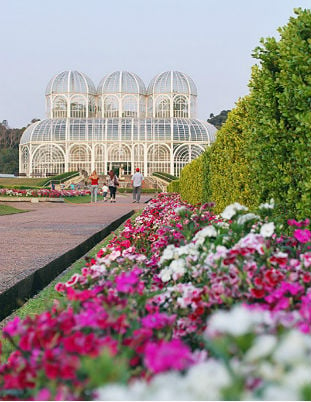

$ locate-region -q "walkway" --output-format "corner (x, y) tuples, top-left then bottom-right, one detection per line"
(0, 194), (150, 295)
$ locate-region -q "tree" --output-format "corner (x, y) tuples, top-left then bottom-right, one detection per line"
(207, 110), (230, 129)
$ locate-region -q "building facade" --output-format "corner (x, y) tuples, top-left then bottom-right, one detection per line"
(19, 70), (216, 177)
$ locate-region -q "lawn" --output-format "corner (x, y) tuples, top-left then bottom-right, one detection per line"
(0, 204), (28, 215)
(0, 178), (46, 188)
(64, 195), (92, 203)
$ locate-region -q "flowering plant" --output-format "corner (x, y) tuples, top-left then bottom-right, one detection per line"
(0, 194), (310, 400)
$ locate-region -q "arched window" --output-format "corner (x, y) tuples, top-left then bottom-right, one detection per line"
(103, 96), (119, 118)
(32, 145), (65, 176)
(70, 96), (86, 118)
(147, 144), (171, 175)
(155, 96), (170, 118)
(94, 144), (105, 174)
(52, 97), (67, 118)
(107, 143), (131, 175)
(21, 147), (29, 173)
(173, 144), (204, 176)
(69, 145), (91, 173)
(173, 95), (188, 118)
(133, 144), (144, 174)
(122, 96), (138, 118)
(88, 96), (96, 118)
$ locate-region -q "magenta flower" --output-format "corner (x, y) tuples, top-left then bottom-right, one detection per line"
(144, 339), (193, 373)
(294, 229), (311, 243)
(141, 313), (176, 329)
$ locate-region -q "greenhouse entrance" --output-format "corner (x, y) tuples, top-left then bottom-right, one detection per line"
(107, 162), (131, 176)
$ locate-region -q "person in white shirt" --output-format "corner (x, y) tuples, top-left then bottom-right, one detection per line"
(131, 168), (144, 203)
(102, 183), (108, 201)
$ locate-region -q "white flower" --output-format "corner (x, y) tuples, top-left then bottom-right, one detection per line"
(283, 364), (311, 390)
(259, 198), (275, 210)
(273, 330), (311, 364)
(260, 222), (275, 238)
(193, 225), (218, 246)
(184, 360), (231, 400)
(206, 305), (271, 337)
(221, 202), (248, 220)
(158, 267), (172, 282)
(159, 245), (177, 264)
(170, 258), (186, 280)
(237, 213), (260, 225)
(245, 335), (277, 361)
(262, 385), (298, 401)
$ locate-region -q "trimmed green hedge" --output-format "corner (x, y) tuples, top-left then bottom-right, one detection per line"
(43, 171), (79, 186)
(203, 97), (257, 213)
(152, 172), (178, 183)
(178, 155), (204, 204)
(167, 179), (180, 193)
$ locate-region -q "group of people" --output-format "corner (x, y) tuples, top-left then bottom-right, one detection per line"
(88, 168), (144, 204)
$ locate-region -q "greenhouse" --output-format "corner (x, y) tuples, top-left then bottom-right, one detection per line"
(19, 70), (217, 177)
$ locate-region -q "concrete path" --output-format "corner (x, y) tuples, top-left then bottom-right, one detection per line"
(0, 194), (150, 295)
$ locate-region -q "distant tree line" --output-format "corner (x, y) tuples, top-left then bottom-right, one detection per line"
(0, 119), (40, 174)
(207, 110), (230, 129)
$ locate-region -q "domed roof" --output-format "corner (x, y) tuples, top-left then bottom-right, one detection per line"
(20, 118), (216, 144)
(97, 71), (146, 95)
(45, 70), (96, 95)
(147, 71), (197, 96)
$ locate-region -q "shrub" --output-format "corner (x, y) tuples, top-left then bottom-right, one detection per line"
(179, 155), (204, 204)
(153, 172), (178, 183)
(247, 8), (311, 219)
(167, 179), (180, 193)
(203, 97), (257, 213)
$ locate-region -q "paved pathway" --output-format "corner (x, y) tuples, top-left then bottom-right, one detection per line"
(0, 194), (149, 295)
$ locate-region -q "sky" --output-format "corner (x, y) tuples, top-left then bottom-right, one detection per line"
(0, 0), (310, 128)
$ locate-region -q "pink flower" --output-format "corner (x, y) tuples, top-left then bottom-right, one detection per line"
(294, 229), (311, 243)
(3, 317), (21, 337)
(141, 313), (176, 329)
(144, 339), (193, 373)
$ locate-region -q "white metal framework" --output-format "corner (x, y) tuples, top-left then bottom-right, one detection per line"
(20, 70), (217, 177)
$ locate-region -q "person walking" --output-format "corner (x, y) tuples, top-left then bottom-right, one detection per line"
(89, 170), (99, 203)
(107, 170), (119, 202)
(131, 168), (144, 203)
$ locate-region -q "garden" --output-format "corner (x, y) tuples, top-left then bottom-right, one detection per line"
(0, 8), (310, 401)
(0, 193), (310, 400)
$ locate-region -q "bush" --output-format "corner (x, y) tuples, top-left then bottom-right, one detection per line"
(167, 179), (180, 193)
(42, 171), (79, 186)
(246, 8), (311, 219)
(152, 172), (178, 183)
(179, 155), (204, 204)
(203, 97), (257, 213)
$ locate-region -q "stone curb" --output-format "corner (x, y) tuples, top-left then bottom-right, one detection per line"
(0, 210), (134, 321)
(0, 196), (64, 203)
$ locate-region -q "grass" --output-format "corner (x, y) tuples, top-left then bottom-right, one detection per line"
(64, 195), (92, 203)
(0, 211), (141, 360)
(0, 178), (47, 188)
(0, 204), (28, 215)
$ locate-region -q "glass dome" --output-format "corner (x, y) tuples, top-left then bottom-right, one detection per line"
(45, 70), (96, 95)
(20, 118), (215, 144)
(97, 71), (146, 95)
(147, 71), (197, 96)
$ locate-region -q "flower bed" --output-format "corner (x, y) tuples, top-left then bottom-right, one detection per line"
(0, 194), (310, 400)
(0, 188), (90, 198)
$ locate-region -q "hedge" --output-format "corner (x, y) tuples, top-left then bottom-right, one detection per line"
(178, 155), (204, 204)
(203, 97), (257, 213)
(167, 179), (180, 193)
(152, 172), (178, 183)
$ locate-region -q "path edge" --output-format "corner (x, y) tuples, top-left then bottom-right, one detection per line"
(0, 210), (134, 321)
